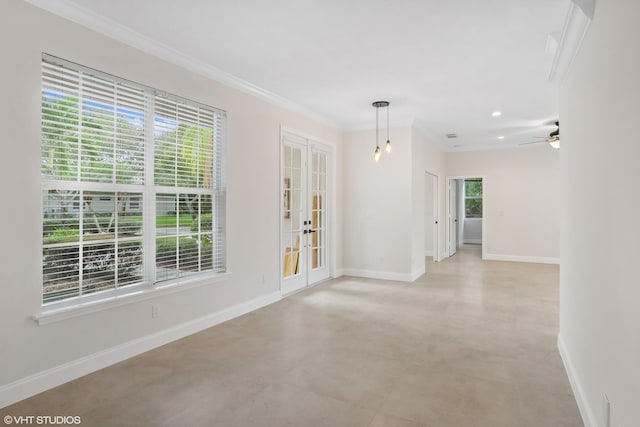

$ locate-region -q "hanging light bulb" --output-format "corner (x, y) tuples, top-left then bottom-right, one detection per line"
(372, 101), (390, 162)
(385, 103), (391, 153)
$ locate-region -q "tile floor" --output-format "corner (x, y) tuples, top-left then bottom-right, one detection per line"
(2, 245), (584, 426)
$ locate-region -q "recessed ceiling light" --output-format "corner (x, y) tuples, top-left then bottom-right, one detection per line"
(492, 111), (502, 117)
(498, 136), (505, 140)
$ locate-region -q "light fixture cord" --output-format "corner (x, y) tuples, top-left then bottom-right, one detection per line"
(376, 105), (379, 147)
(386, 104), (390, 141)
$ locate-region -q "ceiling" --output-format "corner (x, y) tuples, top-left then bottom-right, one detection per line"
(30, 0), (570, 150)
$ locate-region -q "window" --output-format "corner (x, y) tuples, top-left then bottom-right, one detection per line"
(41, 55), (226, 305)
(464, 179), (482, 218)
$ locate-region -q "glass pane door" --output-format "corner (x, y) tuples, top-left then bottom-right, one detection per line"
(309, 150), (327, 277)
(282, 134), (330, 293)
(282, 139), (306, 293)
(308, 146), (329, 284)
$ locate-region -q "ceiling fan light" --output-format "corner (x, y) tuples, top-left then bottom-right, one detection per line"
(549, 139), (560, 149)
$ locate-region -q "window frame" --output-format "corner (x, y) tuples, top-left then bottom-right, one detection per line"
(40, 54), (228, 317)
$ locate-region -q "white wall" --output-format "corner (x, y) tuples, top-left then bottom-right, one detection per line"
(424, 174), (435, 256)
(342, 126), (446, 280)
(342, 127), (413, 279)
(0, 0), (342, 405)
(446, 147), (560, 263)
(412, 128), (447, 269)
(463, 219), (482, 244)
(559, 0), (640, 425)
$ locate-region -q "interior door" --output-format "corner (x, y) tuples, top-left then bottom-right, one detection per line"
(449, 179), (458, 256)
(433, 175), (439, 261)
(281, 133), (330, 294)
(307, 146), (330, 284)
(282, 135), (307, 294)
(425, 172), (439, 262)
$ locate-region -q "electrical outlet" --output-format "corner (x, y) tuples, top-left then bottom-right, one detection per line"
(152, 304), (160, 319)
(603, 393), (610, 427)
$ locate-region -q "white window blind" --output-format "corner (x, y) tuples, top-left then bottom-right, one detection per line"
(42, 60), (146, 184)
(153, 94), (226, 281)
(41, 54), (226, 305)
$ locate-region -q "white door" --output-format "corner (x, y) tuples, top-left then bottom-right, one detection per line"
(307, 145), (330, 284)
(425, 172), (439, 262)
(433, 175), (439, 262)
(449, 179), (458, 257)
(282, 133), (330, 294)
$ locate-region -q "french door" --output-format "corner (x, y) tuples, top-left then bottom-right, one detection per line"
(449, 179), (458, 257)
(281, 132), (330, 294)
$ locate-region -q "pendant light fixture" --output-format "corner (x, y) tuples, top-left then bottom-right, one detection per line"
(372, 101), (390, 162)
(385, 103), (392, 153)
(548, 121), (560, 149)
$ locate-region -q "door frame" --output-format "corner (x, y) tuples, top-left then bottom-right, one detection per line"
(425, 171), (440, 262)
(279, 126), (336, 295)
(446, 175), (486, 260)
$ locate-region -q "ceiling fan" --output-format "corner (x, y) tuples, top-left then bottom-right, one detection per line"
(520, 121), (560, 149)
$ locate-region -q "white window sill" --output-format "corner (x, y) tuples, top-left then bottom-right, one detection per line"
(34, 272), (231, 326)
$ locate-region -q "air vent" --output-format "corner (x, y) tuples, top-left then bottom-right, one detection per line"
(445, 133), (458, 139)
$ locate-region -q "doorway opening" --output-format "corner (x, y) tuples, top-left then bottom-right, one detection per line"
(447, 176), (484, 259)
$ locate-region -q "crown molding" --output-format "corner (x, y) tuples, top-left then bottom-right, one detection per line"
(24, 0), (344, 130)
(548, 0), (596, 83)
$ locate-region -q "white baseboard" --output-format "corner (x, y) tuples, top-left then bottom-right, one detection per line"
(342, 268), (415, 282)
(483, 253), (560, 265)
(557, 333), (596, 427)
(463, 239), (482, 244)
(411, 265), (425, 281)
(424, 250), (433, 257)
(0, 291), (281, 409)
(332, 268), (344, 278)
